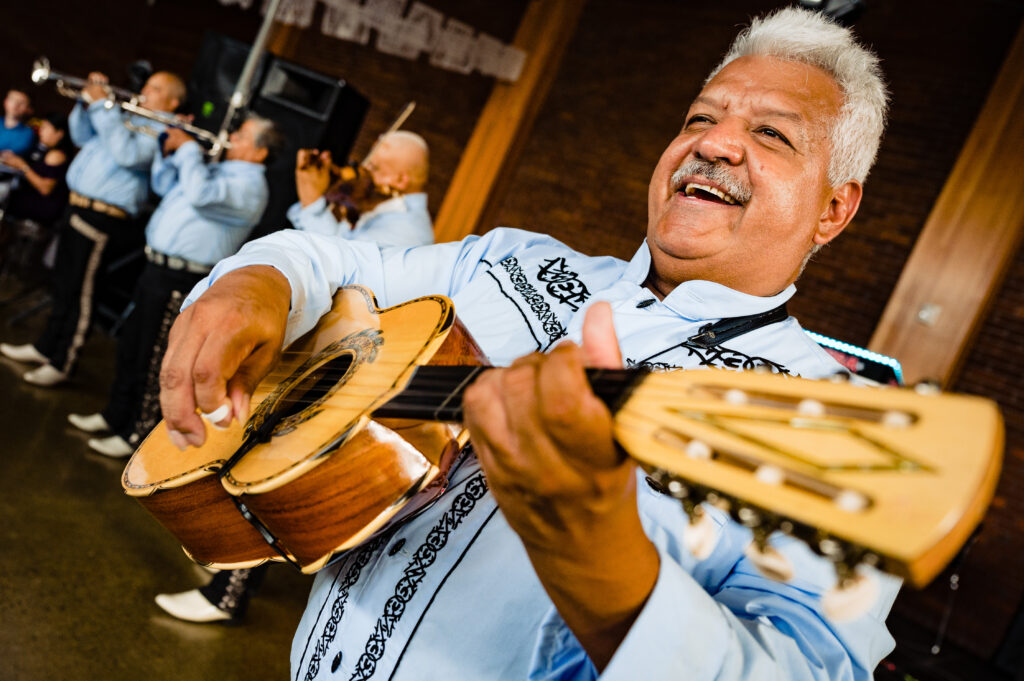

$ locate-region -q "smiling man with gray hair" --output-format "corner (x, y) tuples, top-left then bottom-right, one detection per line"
(157, 7), (897, 680)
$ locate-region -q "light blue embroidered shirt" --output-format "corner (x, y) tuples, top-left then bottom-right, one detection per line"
(65, 100), (163, 216)
(186, 227), (899, 681)
(286, 192), (433, 248)
(145, 141), (267, 265)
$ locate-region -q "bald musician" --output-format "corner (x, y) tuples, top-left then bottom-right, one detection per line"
(288, 130), (433, 248)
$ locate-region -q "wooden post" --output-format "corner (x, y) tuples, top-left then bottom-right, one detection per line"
(869, 24), (1024, 387)
(432, 0), (587, 244)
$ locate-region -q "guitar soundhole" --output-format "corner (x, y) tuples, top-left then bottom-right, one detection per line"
(273, 352), (356, 424)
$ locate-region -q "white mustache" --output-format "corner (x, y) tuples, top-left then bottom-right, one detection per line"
(671, 160), (752, 204)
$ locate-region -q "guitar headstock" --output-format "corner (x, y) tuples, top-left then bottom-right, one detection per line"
(614, 370), (1003, 590)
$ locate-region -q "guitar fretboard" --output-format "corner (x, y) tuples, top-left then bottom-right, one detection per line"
(372, 366), (646, 422)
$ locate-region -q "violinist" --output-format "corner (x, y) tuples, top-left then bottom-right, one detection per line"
(287, 130), (433, 248)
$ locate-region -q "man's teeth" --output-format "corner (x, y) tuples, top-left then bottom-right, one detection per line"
(683, 182), (738, 205)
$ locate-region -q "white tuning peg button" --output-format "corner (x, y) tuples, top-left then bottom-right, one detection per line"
(684, 511), (720, 561)
(822, 570), (881, 621)
(744, 543), (794, 582)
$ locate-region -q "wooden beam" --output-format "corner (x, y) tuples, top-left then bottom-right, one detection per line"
(869, 24), (1024, 387)
(432, 0), (587, 243)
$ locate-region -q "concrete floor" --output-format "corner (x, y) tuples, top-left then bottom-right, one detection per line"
(0, 280), (310, 681)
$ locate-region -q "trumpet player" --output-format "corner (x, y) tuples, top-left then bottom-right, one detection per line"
(0, 69), (185, 387)
(288, 130), (433, 248)
(67, 113), (283, 457)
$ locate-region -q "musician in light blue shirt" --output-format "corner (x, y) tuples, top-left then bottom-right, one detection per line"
(160, 9), (901, 680)
(66, 114), (282, 459)
(287, 130), (434, 248)
(0, 69), (185, 387)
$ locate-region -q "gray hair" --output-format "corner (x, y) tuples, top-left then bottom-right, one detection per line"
(707, 7), (889, 186)
(245, 113), (286, 163)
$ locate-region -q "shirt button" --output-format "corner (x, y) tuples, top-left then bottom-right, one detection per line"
(388, 538), (406, 556)
(331, 651), (343, 672)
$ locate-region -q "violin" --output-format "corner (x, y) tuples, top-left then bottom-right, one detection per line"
(296, 151), (395, 225)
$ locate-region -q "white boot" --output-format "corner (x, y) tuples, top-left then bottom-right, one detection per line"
(155, 589), (232, 623)
(0, 343), (48, 364)
(68, 412), (111, 433)
(22, 364), (68, 387)
(87, 435), (133, 458)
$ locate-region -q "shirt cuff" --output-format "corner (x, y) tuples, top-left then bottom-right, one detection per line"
(600, 547), (730, 680)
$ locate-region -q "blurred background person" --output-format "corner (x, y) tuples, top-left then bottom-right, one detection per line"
(288, 130), (432, 247)
(67, 113), (283, 458)
(0, 113), (72, 285)
(0, 88), (34, 155)
(0, 69), (184, 386)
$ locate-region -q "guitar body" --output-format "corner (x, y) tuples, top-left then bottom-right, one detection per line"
(123, 284), (1004, 591)
(123, 286), (478, 571)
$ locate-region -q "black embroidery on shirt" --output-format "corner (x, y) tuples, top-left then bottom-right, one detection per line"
(496, 257), (568, 348)
(485, 269), (542, 351)
(537, 257), (591, 311)
(300, 536), (388, 681)
(388, 505), (501, 681)
(349, 473), (489, 681)
(626, 340), (791, 374)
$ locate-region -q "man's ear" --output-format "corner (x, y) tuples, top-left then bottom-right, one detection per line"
(253, 147), (269, 164)
(815, 180), (862, 246)
(392, 172), (411, 193)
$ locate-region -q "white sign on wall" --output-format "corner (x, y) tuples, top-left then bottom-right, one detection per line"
(218, 0), (528, 81)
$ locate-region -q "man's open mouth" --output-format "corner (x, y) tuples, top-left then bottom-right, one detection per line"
(680, 182), (739, 205)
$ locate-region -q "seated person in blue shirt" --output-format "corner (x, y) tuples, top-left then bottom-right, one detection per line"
(158, 8), (898, 681)
(0, 88), (36, 208)
(0, 69), (184, 387)
(288, 130), (433, 248)
(0, 89), (35, 156)
(66, 113), (283, 458)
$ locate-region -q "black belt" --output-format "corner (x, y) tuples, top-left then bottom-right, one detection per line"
(144, 246), (213, 275)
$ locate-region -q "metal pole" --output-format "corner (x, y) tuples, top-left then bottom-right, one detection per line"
(212, 0), (283, 159)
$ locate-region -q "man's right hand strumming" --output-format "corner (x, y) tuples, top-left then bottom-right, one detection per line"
(159, 266), (292, 449)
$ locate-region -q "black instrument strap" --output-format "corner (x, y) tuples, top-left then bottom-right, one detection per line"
(686, 303), (789, 349)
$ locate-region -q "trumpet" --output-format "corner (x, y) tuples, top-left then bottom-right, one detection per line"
(118, 101), (231, 158)
(31, 57), (137, 104)
(30, 57), (231, 158)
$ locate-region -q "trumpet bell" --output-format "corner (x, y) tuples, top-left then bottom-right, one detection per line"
(31, 57), (51, 85)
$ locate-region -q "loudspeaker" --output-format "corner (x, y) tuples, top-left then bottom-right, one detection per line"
(186, 31), (270, 135)
(249, 58), (369, 239)
(187, 32), (370, 239)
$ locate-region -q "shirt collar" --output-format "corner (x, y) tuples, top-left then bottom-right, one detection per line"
(217, 160), (267, 174)
(358, 192), (426, 222)
(624, 240), (796, 321)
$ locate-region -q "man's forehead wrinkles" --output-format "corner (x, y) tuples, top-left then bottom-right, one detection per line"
(692, 92), (809, 127)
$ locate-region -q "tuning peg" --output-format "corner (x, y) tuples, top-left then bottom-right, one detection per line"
(685, 439), (713, 460)
(723, 389), (749, 405)
(822, 570), (881, 621)
(881, 410), (913, 428)
(796, 399), (826, 417)
(744, 542), (794, 582)
(913, 380), (941, 396)
(684, 509), (719, 561)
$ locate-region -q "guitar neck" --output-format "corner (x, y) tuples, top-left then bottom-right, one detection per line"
(372, 365), (646, 422)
